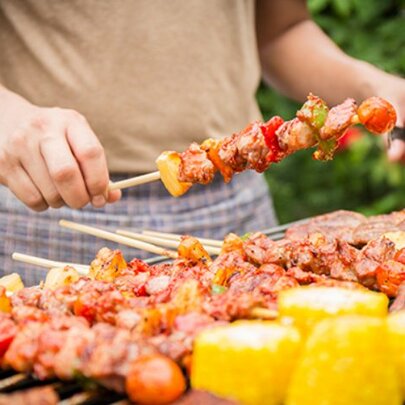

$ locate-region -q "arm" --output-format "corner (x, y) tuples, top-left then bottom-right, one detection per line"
(256, 0), (405, 161)
(0, 84), (121, 211)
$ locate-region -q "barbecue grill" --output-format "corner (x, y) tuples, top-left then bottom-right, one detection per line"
(0, 369), (127, 404)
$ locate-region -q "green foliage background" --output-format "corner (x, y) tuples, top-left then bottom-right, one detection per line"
(259, 0), (405, 223)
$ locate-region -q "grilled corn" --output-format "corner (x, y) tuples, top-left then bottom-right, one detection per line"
(156, 151), (192, 197)
(388, 311), (405, 398)
(191, 321), (301, 405)
(278, 286), (388, 335)
(287, 315), (401, 405)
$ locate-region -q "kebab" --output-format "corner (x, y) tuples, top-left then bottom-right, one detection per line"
(110, 95), (397, 197)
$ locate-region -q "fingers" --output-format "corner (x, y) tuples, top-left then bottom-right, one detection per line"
(66, 116), (110, 207)
(20, 148), (64, 209)
(40, 132), (91, 209)
(388, 139), (405, 163)
(6, 166), (48, 212)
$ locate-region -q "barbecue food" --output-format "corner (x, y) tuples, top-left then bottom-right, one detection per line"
(191, 321), (302, 405)
(388, 311), (405, 396)
(278, 286), (388, 335)
(156, 95), (396, 197)
(126, 354), (186, 404)
(0, 273), (24, 292)
(286, 316), (401, 405)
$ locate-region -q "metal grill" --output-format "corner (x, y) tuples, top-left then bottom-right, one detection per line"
(0, 369), (127, 405)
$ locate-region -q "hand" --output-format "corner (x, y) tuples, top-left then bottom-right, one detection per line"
(371, 72), (405, 163)
(0, 88), (121, 211)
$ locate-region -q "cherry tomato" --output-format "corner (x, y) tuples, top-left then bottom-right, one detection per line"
(126, 354), (186, 404)
(357, 97), (397, 134)
(376, 260), (405, 297)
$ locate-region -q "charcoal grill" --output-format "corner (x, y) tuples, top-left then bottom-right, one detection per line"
(0, 369), (127, 405)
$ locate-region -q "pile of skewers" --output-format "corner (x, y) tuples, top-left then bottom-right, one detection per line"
(1, 209), (405, 404)
(110, 94), (397, 196)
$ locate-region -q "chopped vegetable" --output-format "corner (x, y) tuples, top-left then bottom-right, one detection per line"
(0, 273), (24, 292)
(178, 236), (211, 264)
(156, 151), (192, 197)
(0, 287), (11, 313)
(260, 116), (284, 162)
(201, 138), (233, 183)
(278, 286), (388, 335)
(126, 354), (186, 405)
(192, 321), (302, 405)
(287, 315), (401, 405)
(297, 93), (329, 130)
(44, 266), (80, 290)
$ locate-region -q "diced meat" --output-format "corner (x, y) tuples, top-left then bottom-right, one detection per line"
(235, 121), (270, 172)
(172, 390), (238, 405)
(276, 118), (317, 153)
(178, 143), (216, 184)
(319, 98), (357, 140)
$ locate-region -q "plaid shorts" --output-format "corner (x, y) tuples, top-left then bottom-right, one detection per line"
(0, 171), (277, 285)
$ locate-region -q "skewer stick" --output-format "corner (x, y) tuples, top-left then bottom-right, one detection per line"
(59, 220), (178, 259)
(142, 230), (223, 247)
(12, 253), (89, 275)
(109, 171), (161, 191)
(249, 307), (279, 320)
(117, 230), (222, 256)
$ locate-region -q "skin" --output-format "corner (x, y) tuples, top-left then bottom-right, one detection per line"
(0, 1), (403, 211)
(256, 0), (405, 162)
(0, 86), (121, 211)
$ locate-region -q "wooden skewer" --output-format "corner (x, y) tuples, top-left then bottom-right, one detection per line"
(12, 252), (89, 275)
(249, 307), (279, 320)
(109, 171), (161, 191)
(59, 220), (178, 259)
(142, 230), (223, 247)
(117, 230), (222, 256)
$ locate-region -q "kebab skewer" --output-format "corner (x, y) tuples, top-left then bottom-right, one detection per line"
(110, 95), (397, 196)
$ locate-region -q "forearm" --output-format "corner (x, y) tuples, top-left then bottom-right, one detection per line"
(258, 19), (389, 105)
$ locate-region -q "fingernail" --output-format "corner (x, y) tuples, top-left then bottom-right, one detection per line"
(91, 195), (106, 208)
(388, 140), (402, 161)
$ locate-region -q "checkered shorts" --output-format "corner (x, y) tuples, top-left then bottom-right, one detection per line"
(0, 171), (277, 285)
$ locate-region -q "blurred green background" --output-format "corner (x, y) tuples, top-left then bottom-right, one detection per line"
(259, 0), (405, 223)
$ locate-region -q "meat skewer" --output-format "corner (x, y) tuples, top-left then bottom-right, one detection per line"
(108, 95), (397, 196)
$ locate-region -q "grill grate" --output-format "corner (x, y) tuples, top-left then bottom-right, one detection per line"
(0, 370), (127, 404)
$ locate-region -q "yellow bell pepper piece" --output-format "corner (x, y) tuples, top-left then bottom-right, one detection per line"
(388, 311), (405, 398)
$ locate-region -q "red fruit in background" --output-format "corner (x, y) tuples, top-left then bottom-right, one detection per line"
(337, 127), (363, 151)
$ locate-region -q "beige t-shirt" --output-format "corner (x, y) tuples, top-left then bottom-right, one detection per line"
(0, 0), (262, 173)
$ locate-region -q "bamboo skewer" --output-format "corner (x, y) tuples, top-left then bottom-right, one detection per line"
(59, 220), (178, 259)
(12, 253), (89, 275)
(249, 307), (279, 320)
(109, 171), (161, 191)
(117, 230), (222, 256)
(142, 230), (223, 247)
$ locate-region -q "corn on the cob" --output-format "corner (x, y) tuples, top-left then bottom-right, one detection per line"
(191, 321), (302, 405)
(287, 315), (401, 405)
(0, 273), (24, 292)
(156, 151), (192, 197)
(44, 266), (80, 290)
(278, 286), (388, 335)
(387, 311), (405, 398)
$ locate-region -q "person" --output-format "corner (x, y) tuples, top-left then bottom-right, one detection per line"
(0, 0), (404, 285)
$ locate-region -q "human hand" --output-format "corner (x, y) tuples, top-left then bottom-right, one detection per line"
(0, 88), (121, 211)
(371, 73), (405, 163)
